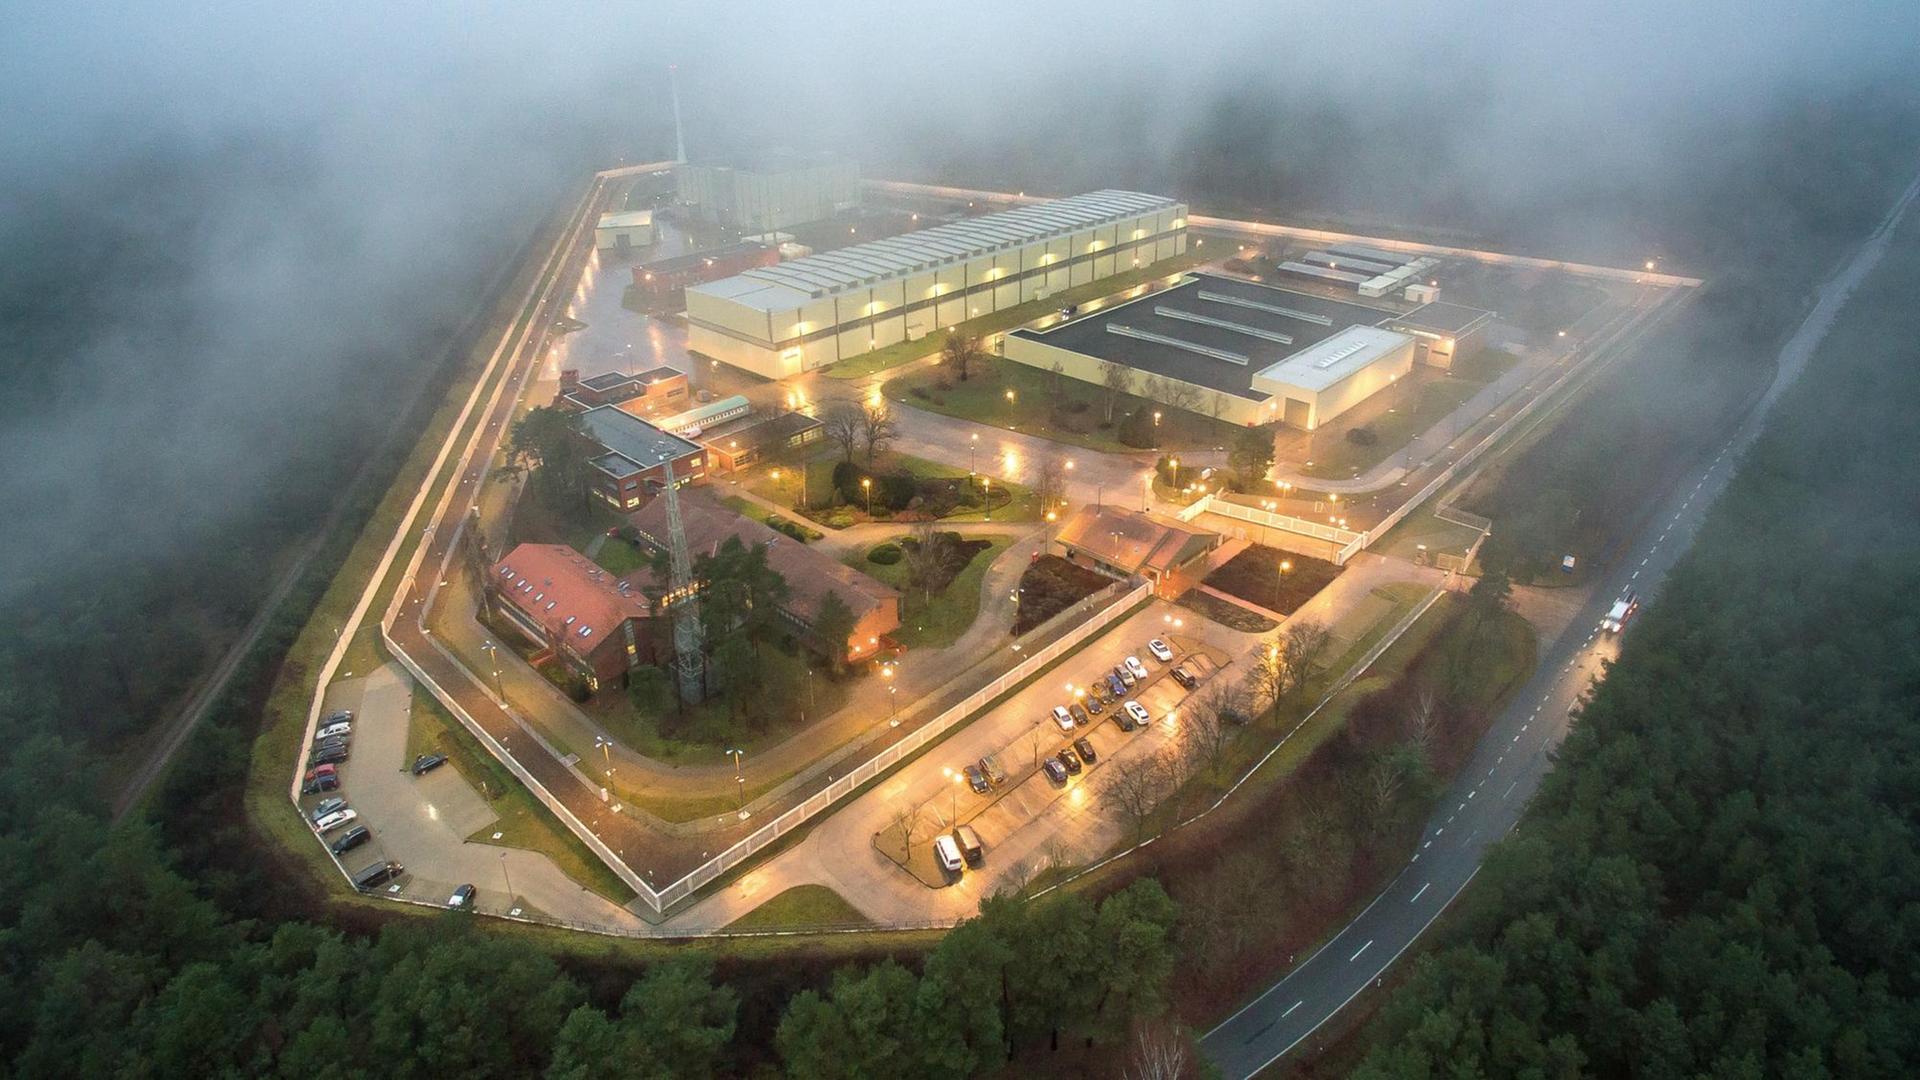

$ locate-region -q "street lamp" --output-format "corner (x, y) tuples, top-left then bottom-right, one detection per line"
(862, 477), (873, 515)
(1005, 389), (1016, 405)
(1153, 410), (1161, 427)
(968, 432), (978, 475)
(982, 476), (991, 521)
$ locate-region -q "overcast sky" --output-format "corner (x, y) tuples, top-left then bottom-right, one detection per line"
(2, 1), (1917, 606)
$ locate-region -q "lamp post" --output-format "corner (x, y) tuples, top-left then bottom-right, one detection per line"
(969, 432), (978, 475)
(862, 477), (873, 515)
(499, 850), (514, 910)
(982, 476), (991, 522)
(481, 641), (504, 699)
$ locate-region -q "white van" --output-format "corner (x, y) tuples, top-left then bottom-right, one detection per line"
(316, 720), (352, 741)
(933, 834), (965, 878)
(313, 809), (358, 834)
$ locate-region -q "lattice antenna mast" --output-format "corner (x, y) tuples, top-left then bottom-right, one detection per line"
(662, 462), (705, 702)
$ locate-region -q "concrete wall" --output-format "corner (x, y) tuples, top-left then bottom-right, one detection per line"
(594, 223), (654, 251)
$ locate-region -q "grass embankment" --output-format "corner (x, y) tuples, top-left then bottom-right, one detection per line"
(724, 885), (875, 932)
(822, 250), (1214, 381)
(405, 687), (636, 904)
(719, 493), (824, 541)
(848, 535), (1011, 649)
(1298, 348), (1520, 480)
(888, 356), (1246, 455)
(249, 198), (602, 906)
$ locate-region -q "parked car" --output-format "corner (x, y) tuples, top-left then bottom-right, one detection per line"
(329, 824), (370, 856)
(1056, 748), (1082, 775)
(933, 834), (965, 877)
(352, 861), (404, 892)
(1115, 664), (1136, 688)
(1106, 673), (1127, 697)
(315, 720), (352, 741)
(1085, 694), (1105, 715)
(1051, 705), (1074, 732)
(1147, 638), (1174, 663)
(312, 735), (349, 755)
(951, 825), (985, 867)
(1073, 736), (1097, 764)
(310, 745), (349, 766)
(309, 797), (347, 822)
(1125, 656), (1150, 681)
(448, 884), (476, 910)
(313, 809), (358, 835)
(1124, 701), (1152, 729)
(980, 755), (1007, 786)
(324, 709), (353, 725)
(1068, 703), (1090, 727)
(411, 753), (447, 776)
(963, 763), (990, 794)
(1042, 758), (1069, 784)
(302, 772), (339, 795)
(1170, 664), (1197, 689)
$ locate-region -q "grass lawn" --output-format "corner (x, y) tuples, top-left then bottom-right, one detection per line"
(888, 356), (1245, 455)
(404, 686), (637, 904)
(1373, 501), (1487, 566)
(744, 448), (1038, 526)
(1299, 349), (1520, 479)
(848, 534), (1011, 648)
(724, 884), (874, 932)
(719, 493), (823, 541)
(582, 645), (851, 771)
(511, 491), (625, 551)
(590, 534), (650, 575)
(1203, 545), (1344, 615)
(822, 250), (1214, 381)
(1013, 555), (1112, 634)
(1177, 589), (1278, 633)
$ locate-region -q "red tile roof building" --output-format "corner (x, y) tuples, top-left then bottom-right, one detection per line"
(489, 544), (654, 690)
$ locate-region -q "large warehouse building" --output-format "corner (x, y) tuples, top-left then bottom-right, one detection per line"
(1005, 272), (1431, 430)
(684, 190), (1189, 379)
(677, 154), (860, 234)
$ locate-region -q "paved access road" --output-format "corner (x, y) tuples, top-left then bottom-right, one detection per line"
(1202, 165), (1920, 1079)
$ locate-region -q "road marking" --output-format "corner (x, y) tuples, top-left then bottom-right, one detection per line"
(1504, 780), (1519, 799)
(1469, 789), (1477, 799)
(1521, 723), (1529, 731)
(1631, 570), (1639, 580)
(1640, 557), (1649, 567)
(1457, 802), (1465, 812)
(1423, 840), (1432, 849)
(1512, 734), (1521, 743)
(1435, 827), (1445, 836)
(1283, 1000), (1303, 1018)
(1350, 940), (1372, 962)
(1411, 882), (1430, 902)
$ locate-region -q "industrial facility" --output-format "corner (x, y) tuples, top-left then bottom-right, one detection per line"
(1275, 241), (1443, 299)
(593, 210), (655, 255)
(676, 154), (860, 234)
(684, 190), (1189, 378)
(1004, 272), (1469, 430)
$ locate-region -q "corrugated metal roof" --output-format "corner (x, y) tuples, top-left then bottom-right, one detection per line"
(692, 190), (1179, 311)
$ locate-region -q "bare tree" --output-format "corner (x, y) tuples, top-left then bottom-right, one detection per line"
(859, 399), (899, 463)
(1186, 682), (1241, 778)
(1047, 360), (1069, 408)
(821, 400), (864, 464)
(1406, 686), (1441, 760)
(1099, 749), (1173, 845)
(1034, 454), (1069, 519)
(900, 522), (951, 609)
(1028, 727), (1051, 771)
(1364, 751), (1408, 827)
(1099, 360), (1136, 423)
(889, 805), (922, 859)
(940, 331), (985, 383)
(1184, 850), (1273, 967)
(1278, 619), (1333, 698)
(1125, 1019), (1192, 1080)
(1248, 642), (1288, 719)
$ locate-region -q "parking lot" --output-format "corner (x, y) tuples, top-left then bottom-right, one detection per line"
(302, 663), (648, 927)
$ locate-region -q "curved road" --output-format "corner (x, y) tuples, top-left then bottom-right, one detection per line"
(1202, 167), (1920, 1078)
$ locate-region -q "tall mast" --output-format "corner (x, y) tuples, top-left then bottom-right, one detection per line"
(668, 64), (688, 165)
(662, 462), (705, 702)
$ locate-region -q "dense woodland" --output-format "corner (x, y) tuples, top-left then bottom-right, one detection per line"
(1354, 180), (1920, 1077)
(3, 78), (1920, 1076)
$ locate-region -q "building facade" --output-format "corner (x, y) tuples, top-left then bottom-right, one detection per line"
(575, 405), (707, 512)
(594, 210), (655, 254)
(685, 190), (1189, 379)
(677, 156), (859, 233)
(629, 242), (778, 311)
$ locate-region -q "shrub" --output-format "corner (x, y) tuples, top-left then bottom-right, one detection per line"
(767, 517), (816, 542)
(1119, 404), (1160, 449)
(1346, 426), (1379, 446)
(867, 543), (903, 565)
(824, 507), (857, 529)
(831, 460), (917, 510)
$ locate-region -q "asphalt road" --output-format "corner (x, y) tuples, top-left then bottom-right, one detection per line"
(1201, 165), (1920, 1079)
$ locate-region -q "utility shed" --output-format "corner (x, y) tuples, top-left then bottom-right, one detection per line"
(595, 210), (655, 254)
